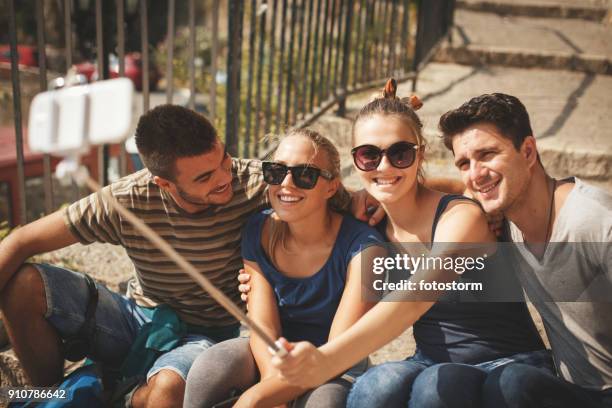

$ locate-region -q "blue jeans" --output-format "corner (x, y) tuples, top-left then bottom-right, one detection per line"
(35, 263), (239, 381)
(347, 349), (553, 408)
(482, 363), (612, 408)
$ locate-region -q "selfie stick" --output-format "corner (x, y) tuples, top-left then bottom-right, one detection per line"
(29, 78), (288, 357)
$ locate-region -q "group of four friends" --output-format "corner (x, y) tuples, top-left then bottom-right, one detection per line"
(0, 79), (610, 407)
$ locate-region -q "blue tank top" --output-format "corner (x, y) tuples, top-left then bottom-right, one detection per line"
(241, 210), (384, 347)
(378, 195), (545, 363)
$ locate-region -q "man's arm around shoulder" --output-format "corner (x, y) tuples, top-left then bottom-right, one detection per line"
(0, 210), (78, 292)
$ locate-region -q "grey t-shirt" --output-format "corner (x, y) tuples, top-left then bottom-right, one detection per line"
(509, 178), (612, 391)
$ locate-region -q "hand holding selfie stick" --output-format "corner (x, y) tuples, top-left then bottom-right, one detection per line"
(28, 78), (288, 357)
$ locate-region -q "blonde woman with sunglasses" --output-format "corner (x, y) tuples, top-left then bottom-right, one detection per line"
(184, 129), (385, 408)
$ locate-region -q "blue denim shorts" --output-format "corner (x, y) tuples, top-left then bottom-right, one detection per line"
(34, 263), (239, 382)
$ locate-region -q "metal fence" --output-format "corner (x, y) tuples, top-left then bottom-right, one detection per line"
(3, 0), (454, 227)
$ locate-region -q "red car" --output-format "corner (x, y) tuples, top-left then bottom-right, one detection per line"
(0, 45), (38, 67)
(74, 52), (159, 91)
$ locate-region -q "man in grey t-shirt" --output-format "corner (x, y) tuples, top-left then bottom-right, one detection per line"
(439, 93), (611, 408)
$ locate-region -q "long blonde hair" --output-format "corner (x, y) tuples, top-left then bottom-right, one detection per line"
(267, 128), (348, 264)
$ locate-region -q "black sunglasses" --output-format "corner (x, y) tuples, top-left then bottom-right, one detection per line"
(351, 141), (419, 172)
(262, 161), (334, 190)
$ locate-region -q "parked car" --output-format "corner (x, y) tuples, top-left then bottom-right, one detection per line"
(0, 45), (38, 67)
(74, 52), (159, 91)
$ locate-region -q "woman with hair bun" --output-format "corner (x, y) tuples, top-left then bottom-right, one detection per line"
(269, 79), (551, 408)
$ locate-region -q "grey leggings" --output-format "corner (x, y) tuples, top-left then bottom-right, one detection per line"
(183, 337), (354, 408)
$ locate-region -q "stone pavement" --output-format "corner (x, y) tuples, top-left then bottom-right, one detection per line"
(450, 9), (612, 56)
(437, 9), (612, 74)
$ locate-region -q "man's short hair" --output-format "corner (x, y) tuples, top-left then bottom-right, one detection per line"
(439, 93), (534, 152)
(135, 104), (218, 180)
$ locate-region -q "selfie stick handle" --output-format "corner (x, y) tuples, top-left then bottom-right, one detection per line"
(268, 340), (290, 358)
(76, 171), (284, 354)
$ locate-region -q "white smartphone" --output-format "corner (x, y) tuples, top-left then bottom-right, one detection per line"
(28, 78), (134, 155)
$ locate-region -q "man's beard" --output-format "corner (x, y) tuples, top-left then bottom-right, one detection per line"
(177, 186), (212, 207)
(176, 184), (232, 208)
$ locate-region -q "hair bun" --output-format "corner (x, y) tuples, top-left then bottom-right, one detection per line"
(399, 95), (423, 111)
(382, 78), (397, 99)
(408, 95), (423, 111)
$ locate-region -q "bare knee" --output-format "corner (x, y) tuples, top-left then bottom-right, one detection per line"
(133, 369), (185, 408)
(1, 263), (46, 317)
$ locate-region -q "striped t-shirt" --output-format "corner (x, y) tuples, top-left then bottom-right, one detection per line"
(64, 158), (267, 327)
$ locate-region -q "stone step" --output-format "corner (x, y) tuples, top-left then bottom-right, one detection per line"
(456, 0), (612, 22)
(435, 45), (612, 75)
(436, 9), (612, 75)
